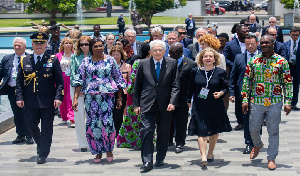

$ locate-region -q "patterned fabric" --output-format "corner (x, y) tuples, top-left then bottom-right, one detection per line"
(74, 55), (126, 154)
(241, 53), (293, 106)
(46, 38), (62, 55)
(117, 59), (142, 148)
(70, 53), (90, 87)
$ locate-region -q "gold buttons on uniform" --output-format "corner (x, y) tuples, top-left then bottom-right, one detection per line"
(37, 90), (39, 92)
(36, 83), (38, 85)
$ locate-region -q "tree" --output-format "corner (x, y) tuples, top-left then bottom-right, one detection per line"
(16, 0), (103, 21)
(280, 0), (296, 9)
(112, 0), (187, 27)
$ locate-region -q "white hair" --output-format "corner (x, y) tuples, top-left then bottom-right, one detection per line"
(13, 37), (26, 46)
(150, 40), (166, 50)
(125, 28), (136, 36)
(269, 17), (276, 21)
(151, 27), (163, 35)
(188, 13), (193, 16)
(196, 28), (207, 33)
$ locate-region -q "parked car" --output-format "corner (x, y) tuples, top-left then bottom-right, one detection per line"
(206, 3), (226, 15)
(254, 0), (268, 11)
(218, 1), (232, 11)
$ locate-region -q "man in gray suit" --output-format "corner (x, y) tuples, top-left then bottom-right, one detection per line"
(249, 14), (261, 37)
(125, 28), (143, 55)
(188, 28), (207, 60)
(133, 40), (179, 172)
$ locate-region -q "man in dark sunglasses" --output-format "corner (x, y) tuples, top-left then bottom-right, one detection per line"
(261, 17), (283, 43)
(266, 27), (286, 59)
(174, 25), (193, 48)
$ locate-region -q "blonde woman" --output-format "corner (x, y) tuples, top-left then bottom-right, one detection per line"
(187, 48), (231, 166)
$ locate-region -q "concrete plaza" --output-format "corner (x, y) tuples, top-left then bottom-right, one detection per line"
(0, 102), (300, 176)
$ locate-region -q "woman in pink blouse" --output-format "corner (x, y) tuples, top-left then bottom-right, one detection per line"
(55, 37), (75, 127)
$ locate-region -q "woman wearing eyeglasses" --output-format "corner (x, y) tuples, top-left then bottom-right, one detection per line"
(70, 35), (91, 152)
(72, 38), (126, 163)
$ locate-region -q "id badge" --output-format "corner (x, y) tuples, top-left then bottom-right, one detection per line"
(12, 71), (17, 80)
(199, 87), (210, 99)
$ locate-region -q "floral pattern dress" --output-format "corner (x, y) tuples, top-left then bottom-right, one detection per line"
(73, 55), (126, 154)
(117, 59), (142, 148)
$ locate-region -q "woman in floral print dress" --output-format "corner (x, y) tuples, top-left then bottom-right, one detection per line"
(117, 43), (151, 148)
(72, 38), (126, 163)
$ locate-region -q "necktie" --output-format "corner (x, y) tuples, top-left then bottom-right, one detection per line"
(36, 56), (41, 67)
(17, 56), (21, 63)
(293, 41), (297, 55)
(156, 62), (161, 81)
(250, 53), (254, 57)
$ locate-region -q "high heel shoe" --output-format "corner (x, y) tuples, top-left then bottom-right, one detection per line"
(106, 156), (114, 162)
(106, 156), (114, 163)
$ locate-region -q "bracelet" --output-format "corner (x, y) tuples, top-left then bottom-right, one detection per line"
(117, 98), (122, 101)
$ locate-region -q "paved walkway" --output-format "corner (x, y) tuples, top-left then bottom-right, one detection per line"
(0, 102), (300, 176)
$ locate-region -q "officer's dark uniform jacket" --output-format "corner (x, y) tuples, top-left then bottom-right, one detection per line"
(15, 53), (64, 108)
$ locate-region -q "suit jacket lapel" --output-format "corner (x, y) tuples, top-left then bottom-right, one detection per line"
(196, 43), (199, 52)
(8, 54), (14, 70)
(36, 54), (48, 70)
(158, 57), (166, 83)
(274, 41), (277, 53)
(149, 57), (157, 83)
(181, 57), (189, 70)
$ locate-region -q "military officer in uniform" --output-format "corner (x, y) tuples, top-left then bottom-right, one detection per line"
(15, 32), (64, 164)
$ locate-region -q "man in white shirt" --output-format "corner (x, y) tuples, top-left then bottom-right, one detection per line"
(125, 28), (143, 55)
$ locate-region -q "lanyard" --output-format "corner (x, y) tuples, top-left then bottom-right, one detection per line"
(203, 66), (215, 88)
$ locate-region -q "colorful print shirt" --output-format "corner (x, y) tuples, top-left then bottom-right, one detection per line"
(241, 53), (293, 106)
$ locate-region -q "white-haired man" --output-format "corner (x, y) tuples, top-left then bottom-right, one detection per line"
(133, 40), (179, 172)
(0, 37), (33, 145)
(262, 17), (283, 43)
(185, 13), (196, 38)
(188, 28), (207, 59)
(125, 28), (144, 55)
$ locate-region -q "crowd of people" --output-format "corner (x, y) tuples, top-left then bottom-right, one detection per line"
(0, 12), (297, 172)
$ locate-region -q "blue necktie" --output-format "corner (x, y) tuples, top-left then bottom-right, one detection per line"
(156, 62), (160, 80)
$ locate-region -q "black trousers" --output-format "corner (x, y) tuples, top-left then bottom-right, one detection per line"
(235, 95), (244, 125)
(113, 91), (127, 136)
(243, 111), (253, 146)
(140, 101), (172, 164)
(25, 107), (55, 158)
(169, 104), (189, 146)
(290, 64), (299, 106)
(7, 87), (31, 138)
(186, 29), (195, 38)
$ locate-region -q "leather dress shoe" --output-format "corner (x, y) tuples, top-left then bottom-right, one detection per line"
(268, 160), (276, 170)
(207, 155), (214, 162)
(243, 144), (253, 154)
(81, 148), (88, 152)
(175, 146), (183, 153)
(250, 142), (264, 159)
(140, 162), (153, 172)
(12, 136), (26, 144)
(235, 124), (244, 130)
(37, 157), (46, 164)
(155, 160), (165, 167)
(292, 106), (300, 110)
(26, 137), (34, 144)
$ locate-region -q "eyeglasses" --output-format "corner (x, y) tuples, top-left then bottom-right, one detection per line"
(291, 34), (299, 37)
(152, 49), (164, 53)
(269, 21), (276, 23)
(179, 32), (186, 35)
(93, 45), (103, 49)
(269, 34), (277, 36)
(169, 51), (176, 55)
(80, 43), (89, 46)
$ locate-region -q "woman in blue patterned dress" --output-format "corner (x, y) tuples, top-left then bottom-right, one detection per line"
(72, 38), (126, 163)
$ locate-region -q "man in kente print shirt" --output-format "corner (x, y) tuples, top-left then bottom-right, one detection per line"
(241, 35), (293, 170)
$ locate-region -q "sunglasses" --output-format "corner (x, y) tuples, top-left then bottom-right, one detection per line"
(269, 21), (275, 23)
(179, 32), (186, 35)
(80, 43), (89, 46)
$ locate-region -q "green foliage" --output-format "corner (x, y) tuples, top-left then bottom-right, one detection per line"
(112, 0), (187, 27)
(280, 0), (296, 9)
(15, 0), (103, 20)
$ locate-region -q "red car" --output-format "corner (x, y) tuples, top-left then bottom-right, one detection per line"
(206, 3), (226, 15)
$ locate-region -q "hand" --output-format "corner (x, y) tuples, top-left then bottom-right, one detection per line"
(167, 104), (175, 111)
(242, 103), (249, 114)
(72, 99), (78, 112)
(134, 107), (141, 115)
(54, 100), (62, 109)
(229, 96), (235, 103)
(213, 91), (224, 99)
(284, 105), (291, 115)
(187, 103), (191, 107)
(16, 100), (24, 108)
(116, 99), (122, 109)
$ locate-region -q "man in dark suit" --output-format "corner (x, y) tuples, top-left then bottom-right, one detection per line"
(117, 13), (125, 35)
(125, 28), (144, 56)
(16, 32), (64, 164)
(229, 34), (260, 154)
(223, 24), (249, 130)
(185, 13), (196, 38)
(0, 37), (33, 145)
(175, 25), (193, 48)
(133, 40), (179, 172)
(249, 14), (261, 37)
(168, 42), (197, 153)
(284, 26), (300, 110)
(188, 28), (207, 60)
(261, 17), (284, 43)
(266, 27), (286, 59)
(166, 31), (193, 60)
